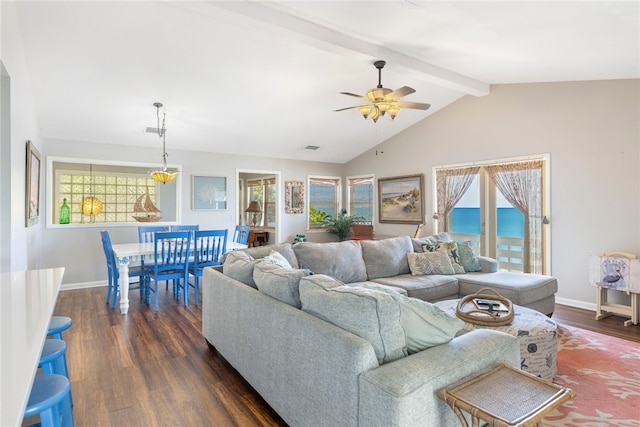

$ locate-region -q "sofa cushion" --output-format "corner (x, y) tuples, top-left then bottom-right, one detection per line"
(299, 274), (407, 364)
(253, 261), (308, 308)
(456, 271), (558, 307)
(456, 241), (482, 272)
(361, 284), (464, 354)
(372, 274), (459, 301)
(293, 240), (368, 284)
(360, 236), (413, 280)
(222, 251), (262, 288)
(407, 251), (456, 276)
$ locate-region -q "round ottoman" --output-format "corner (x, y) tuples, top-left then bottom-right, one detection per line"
(434, 299), (558, 381)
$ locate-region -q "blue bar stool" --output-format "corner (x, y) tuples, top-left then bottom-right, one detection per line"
(48, 316), (72, 340)
(24, 374), (74, 427)
(39, 339), (72, 406)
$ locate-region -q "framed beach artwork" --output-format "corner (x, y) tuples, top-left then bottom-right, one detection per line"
(378, 174), (424, 224)
(25, 140), (41, 227)
(192, 175), (227, 210)
(285, 181), (304, 214)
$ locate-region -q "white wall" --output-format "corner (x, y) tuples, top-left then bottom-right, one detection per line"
(41, 138), (344, 285)
(0, 2), (43, 272)
(346, 80), (640, 307)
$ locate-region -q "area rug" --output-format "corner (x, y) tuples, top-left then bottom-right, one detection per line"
(542, 325), (640, 426)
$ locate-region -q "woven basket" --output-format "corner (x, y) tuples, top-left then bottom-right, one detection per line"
(456, 288), (514, 326)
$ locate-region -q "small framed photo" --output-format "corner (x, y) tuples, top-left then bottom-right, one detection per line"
(25, 140), (41, 227)
(192, 175), (227, 210)
(378, 174), (424, 224)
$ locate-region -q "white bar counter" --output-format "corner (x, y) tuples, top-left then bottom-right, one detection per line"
(0, 268), (65, 427)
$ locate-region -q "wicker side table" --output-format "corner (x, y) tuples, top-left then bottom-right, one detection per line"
(437, 363), (574, 427)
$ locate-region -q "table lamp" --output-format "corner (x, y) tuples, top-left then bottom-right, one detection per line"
(245, 201), (262, 228)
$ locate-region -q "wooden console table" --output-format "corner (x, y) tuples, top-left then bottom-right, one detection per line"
(438, 362), (575, 427)
(248, 230), (269, 247)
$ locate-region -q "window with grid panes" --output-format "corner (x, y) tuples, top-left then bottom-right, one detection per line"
(247, 177), (276, 227)
(308, 176), (340, 228)
(49, 159), (178, 224)
(347, 175), (374, 221)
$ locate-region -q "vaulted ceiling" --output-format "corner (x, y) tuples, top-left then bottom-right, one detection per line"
(13, 1), (639, 164)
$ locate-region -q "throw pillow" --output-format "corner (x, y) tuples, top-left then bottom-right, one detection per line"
(456, 241), (482, 272)
(299, 274), (407, 364)
(364, 286), (463, 354)
(222, 251), (262, 288)
(253, 261), (308, 308)
(406, 251), (455, 276)
(263, 250), (292, 269)
(435, 241), (466, 274)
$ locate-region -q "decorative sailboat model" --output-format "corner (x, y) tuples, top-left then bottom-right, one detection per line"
(132, 192), (162, 222)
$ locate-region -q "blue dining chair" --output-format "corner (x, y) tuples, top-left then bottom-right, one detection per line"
(101, 230), (147, 308)
(187, 229), (228, 305)
(143, 231), (191, 311)
(233, 225), (251, 245)
(138, 226), (168, 243)
(170, 225), (199, 232)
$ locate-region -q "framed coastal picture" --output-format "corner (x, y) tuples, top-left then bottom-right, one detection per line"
(285, 181), (304, 214)
(378, 174), (424, 224)
(25, 140), (41, 227)
(192, 175), (227, 210)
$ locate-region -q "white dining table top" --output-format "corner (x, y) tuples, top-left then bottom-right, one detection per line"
(0, 268), (65, 427)
(112, 241), (247, 258)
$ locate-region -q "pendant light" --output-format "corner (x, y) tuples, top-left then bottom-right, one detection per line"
(149, 102), (178, 184)
(80, 163), (102, 222)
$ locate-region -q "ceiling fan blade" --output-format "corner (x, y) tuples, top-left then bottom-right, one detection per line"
(387, 86), (415, 100)
(340, 92), (368, 100)
(396, 101), (431, 110)
(334, 105), (365, 112)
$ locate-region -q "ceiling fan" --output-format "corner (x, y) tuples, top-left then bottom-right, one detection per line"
(335, 60), (430, 123)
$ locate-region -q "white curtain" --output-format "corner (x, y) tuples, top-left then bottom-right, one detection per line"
(485, 160), (544, 274)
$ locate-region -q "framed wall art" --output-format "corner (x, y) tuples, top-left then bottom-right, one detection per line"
(285, 180), (304, 214)
(378, 174), (424, 224)
(25, 140), (41, 227)
(192, 175), (227, 210)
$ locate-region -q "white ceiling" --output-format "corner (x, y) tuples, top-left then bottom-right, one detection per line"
(13, 1), (640, 164)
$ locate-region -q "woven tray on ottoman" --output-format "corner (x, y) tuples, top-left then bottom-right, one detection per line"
(435, 299), (558, 381)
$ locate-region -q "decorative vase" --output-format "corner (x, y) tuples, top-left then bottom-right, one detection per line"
(59, 198), (70, 224)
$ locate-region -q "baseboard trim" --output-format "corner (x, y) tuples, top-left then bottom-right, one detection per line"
(556, 297), (596, 312)
(61, 281), (106, 291)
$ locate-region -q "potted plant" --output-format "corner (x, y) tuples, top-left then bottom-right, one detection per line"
(323, 209), (365, 241)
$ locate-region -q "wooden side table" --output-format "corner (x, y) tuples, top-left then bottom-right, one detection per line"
(438, 362), (575, 427)
(247, 230), (269, 247)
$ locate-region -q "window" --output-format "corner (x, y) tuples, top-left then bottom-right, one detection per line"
(308, 176), (340, 228)
(247, 177), (276, 227)
(347, 175), (374, 221)
(48, 158), (180, 226)
(434, 155), (549, 274)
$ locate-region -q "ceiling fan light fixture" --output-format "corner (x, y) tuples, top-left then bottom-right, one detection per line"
(358, 105), (373, 119)
(370, 107), (380, 123)
(388, 104), (400, 120)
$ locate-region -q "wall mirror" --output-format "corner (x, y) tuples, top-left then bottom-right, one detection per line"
(47, 157), (181, 227)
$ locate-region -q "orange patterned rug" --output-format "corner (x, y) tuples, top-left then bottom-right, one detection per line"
(543, 325), (640, 426)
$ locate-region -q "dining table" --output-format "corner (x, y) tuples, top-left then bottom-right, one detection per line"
(112, 240), (247, 314)
(0, 267), (65, 427)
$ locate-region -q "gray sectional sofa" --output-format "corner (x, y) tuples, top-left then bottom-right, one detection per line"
(201, 234), (558, 426)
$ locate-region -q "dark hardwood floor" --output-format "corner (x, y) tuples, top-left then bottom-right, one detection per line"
(45, 287), (639, 426)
